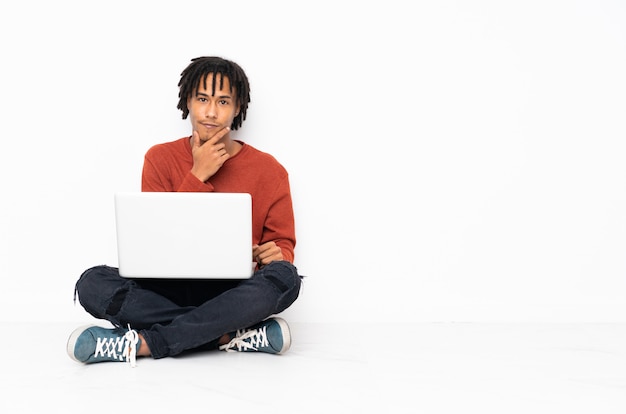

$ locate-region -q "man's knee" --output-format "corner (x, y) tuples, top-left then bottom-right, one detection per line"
(263, 261), (300, 292)
(75, 265), (127, 317)
(261, 261), (301, 312)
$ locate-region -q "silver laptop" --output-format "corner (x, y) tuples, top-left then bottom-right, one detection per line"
(114, 192), (254, 279)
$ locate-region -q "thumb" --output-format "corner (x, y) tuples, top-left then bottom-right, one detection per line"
(191, 130), (201, 148)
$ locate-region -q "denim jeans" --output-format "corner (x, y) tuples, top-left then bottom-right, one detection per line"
(74, 260), (302, 359)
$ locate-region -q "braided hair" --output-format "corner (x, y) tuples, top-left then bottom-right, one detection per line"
(177, 56), (251, 130)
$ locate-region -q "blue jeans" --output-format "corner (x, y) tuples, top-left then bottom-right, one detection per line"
(74, 261), (302, 359)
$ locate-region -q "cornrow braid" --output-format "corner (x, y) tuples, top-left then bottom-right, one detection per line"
(177, 56), (251, 130)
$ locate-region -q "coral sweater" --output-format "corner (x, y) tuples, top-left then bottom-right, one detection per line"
(141, 137), (296, 263)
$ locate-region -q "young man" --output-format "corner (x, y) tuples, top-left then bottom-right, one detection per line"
(67, 56), (302, 367)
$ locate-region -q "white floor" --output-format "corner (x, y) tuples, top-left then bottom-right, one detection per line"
(1, 321), (625, 413)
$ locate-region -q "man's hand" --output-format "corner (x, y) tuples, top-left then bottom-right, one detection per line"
(253, 242), (284, 267)
(190, 128), (230, 182)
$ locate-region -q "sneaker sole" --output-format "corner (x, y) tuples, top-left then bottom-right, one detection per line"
(273, 317), (291, 354)
(66, 324), (96, 363)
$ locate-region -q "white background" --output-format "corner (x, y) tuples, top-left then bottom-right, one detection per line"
(0, 0), (624, 324)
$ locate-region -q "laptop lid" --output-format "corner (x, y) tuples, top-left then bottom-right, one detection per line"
(114, 192), (254, 279)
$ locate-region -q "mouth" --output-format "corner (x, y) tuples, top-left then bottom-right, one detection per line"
(201, 122), (219, 129)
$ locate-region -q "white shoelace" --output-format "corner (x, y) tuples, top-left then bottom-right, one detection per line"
(220, 326), (269, 352)
(94, 324), (139, 367)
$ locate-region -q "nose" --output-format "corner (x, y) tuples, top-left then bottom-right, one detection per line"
(205, 101), (217, 118)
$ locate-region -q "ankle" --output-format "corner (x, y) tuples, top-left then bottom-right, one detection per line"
(137, 334), (151, 356)
(218, 333), (231, 346)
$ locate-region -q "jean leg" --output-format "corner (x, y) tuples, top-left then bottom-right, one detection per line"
(143, 260), (302, 358)
(74, 265), (195, 330)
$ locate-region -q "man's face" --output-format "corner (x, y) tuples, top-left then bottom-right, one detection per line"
(187, 73), (240, 143)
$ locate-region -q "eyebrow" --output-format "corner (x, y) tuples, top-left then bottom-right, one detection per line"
(195, 91), (232, 99)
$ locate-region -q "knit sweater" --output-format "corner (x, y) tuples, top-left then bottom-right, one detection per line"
(141, 137), (296, 263)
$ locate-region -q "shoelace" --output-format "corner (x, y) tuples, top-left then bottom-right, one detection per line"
(220, 325), (269, 352)
(94, 324), (139, 367)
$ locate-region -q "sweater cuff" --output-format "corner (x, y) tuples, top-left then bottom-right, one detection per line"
(177, 172), (215, 192)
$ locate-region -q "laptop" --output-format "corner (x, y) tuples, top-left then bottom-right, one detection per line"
(114, 192), (254, 279)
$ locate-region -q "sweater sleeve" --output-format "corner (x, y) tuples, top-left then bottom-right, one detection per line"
(141, 143), (215, 192)
(261, 174), (296, 263)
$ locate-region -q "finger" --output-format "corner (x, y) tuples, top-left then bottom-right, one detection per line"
(258, 244), (281, 261)
(254, 243), (272, 256)
(252, 245), (264, 260)
(216, 143), (227, 153)
(191, 130), (201, 148)
(254, 243), (269, 259)
(252, 245), (260, 259)
(206, 126), (230, 145)
(254, 252), (264, 265)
